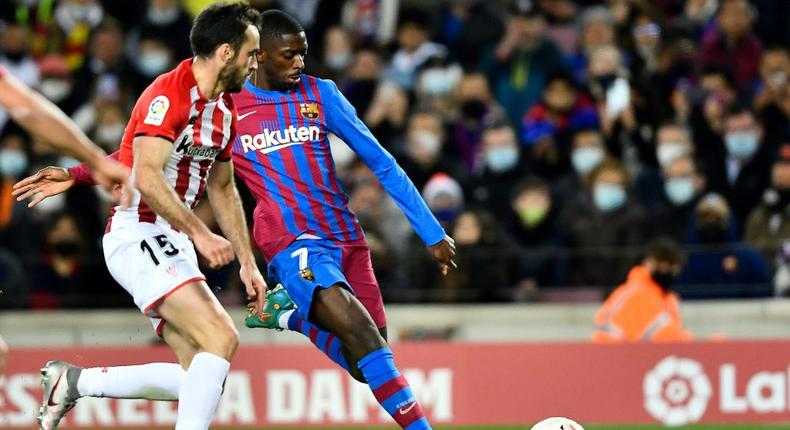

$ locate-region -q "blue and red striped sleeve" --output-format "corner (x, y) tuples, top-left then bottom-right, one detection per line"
(320, 79), (446, 247)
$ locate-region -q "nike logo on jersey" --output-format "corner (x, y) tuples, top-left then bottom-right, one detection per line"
(239, 125), (320, 153)
(398, 402), (416, 415)
(238, 110), (256, 121)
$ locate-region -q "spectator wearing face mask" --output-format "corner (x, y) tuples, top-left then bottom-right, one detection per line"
(753, 46), (790, 148)
(71, 18), (134, 111)
(0, 21), (40, 134)
(706, 104), (772, 232)
(592, 237), (692, 343)
(398, 111), (464, 191)
(451, 72), (503, 175)
(651, 155), (707, 243)
(553, 127), (607, 214)
(127, 0), (192, 62)
(402, 174), (468, 301)
(685, 66), (739, 153)
(320, 26), (354, 81)
(675, 193), (771, 299)
(36, 54), (79, 115)
(465, 120), (528, 221)
(521, 69), (598, 180)
(131, 36), (176, 93)
(419, 208), (511, 303)
(507, 177), (568, 295)
(566, 6), (615, 84)
(0, 131), (37, 258)
(414, 58), (464, 121)
(561, 158), (646, 288)
(635, 121), (695, 210)
(745, 150), (790, 266)
(588, 45), (658, 167)
(30, 212), (118, 308)
(383, 8), (447, 90)
(701, 0), (762, 90)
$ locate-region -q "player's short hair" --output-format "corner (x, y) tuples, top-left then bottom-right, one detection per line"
(645, 237), (685, 265)
(258, 10), (305, 42)
(190, 2), (259, 58)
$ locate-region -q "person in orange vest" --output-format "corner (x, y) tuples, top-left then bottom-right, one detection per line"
(593, 237), (693, 343)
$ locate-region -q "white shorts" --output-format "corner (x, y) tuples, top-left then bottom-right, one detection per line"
(103, 223), (205, 335)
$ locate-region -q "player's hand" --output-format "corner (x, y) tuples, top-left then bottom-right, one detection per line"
(90, 156), (132, 208)
(12, 166), (74, 207)
(192, 230), (234, 269)
(427, 235), (457, 276)
(240, 263), (267, 316)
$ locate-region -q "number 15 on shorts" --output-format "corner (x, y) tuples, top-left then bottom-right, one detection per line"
(141, 234), (180, 266)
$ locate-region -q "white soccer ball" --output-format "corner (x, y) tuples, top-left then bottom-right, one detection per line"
(530, 416), (585, 430)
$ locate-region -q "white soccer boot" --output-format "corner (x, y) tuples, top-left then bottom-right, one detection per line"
(37, 360), (82, 430)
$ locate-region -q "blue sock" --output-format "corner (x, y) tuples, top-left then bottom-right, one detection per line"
(287, 312), (349, 373)
(358, 348), (431, 430)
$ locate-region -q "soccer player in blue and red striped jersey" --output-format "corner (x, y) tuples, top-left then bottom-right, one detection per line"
(235, 11), (455, 430)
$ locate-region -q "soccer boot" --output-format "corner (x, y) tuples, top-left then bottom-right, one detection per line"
(245, 284), (295, 330)
(37, 360), (82, 430)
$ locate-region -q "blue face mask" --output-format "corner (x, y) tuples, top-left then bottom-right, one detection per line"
(593, 183), (626, 212)
(0, 149), (28, 177)
(724, 131), (759, 159)
(485, 146), (519, 173)
(665, 177), (696, 206)
(433, 207), (460, 223)
(571, 146), (604, 175)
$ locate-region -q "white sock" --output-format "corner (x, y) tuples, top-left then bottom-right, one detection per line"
(279, 309), (295, 330)
(77, 363), (184, 400)
(175, 352), (230, 430)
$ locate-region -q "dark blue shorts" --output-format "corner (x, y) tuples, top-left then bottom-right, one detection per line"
(268, 238), (386, 328)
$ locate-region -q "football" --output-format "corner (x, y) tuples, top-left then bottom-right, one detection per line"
(530, 416), (586, 430)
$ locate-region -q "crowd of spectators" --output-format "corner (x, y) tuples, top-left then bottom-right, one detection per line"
(0, 0), (788, 308)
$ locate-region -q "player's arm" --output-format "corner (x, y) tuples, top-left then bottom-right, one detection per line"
(205, 159), (266, 313)
(324, 81), (456, 273)
(12, 151), (122, 207)
(133, 136), (233, 268)
(0, 71), (129, 191)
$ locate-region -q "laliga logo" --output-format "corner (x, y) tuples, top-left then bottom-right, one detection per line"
(643, 356), (712, 426)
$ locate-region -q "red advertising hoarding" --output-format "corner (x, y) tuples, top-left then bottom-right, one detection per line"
(2, 341), (790, 427)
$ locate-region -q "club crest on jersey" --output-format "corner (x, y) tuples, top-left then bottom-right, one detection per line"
(300, 103), (319, 120)
(144, 95), (170, 126)
(299, 268), (315, 281)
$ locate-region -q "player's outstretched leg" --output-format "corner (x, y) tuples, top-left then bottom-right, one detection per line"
(246, 284), (352, 374)
(311, 285), (431, 430)
(37, 361), (184, 430)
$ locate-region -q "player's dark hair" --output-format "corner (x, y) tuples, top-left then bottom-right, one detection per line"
(258, 10), (304, 42)
(190, 2), (258, 58)
(645, 237), (685, 266)
(725, 101), (756, 121)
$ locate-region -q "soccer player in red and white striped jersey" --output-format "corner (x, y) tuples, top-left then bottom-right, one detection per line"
(32, 5), (266, 430)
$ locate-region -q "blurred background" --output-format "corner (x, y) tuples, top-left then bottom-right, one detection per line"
(1, 0), (790, 428)
(0, 0), (788, 307)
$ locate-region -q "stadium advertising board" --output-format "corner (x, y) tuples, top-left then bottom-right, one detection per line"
(3, 341), (790, 427)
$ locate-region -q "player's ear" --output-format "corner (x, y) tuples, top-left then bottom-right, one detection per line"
(218, 43), (234, 63)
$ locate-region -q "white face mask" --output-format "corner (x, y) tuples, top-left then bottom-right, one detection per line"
(138, 50), (171, 77)
(0, 148), (28, 177)
(725, 130), (759, 159)
(39, 79), (72, 103)
(325, 52), (352, 71)
(96, 123), (125, 146)
(656, 142), (689, 168)
(571, 146), (605, 175)
(410, 131), (441, 159)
